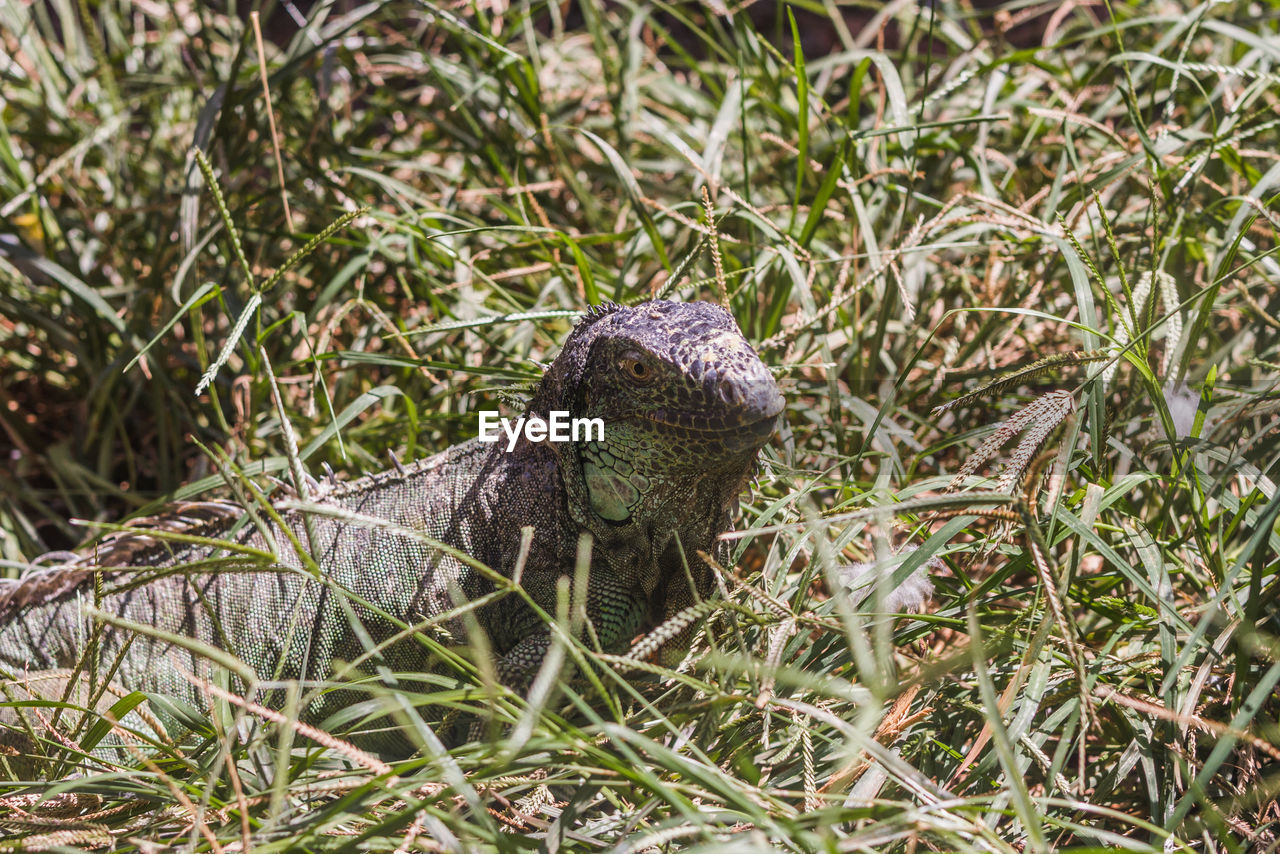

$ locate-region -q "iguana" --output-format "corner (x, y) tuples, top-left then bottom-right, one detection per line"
(0, 300), (784, 758)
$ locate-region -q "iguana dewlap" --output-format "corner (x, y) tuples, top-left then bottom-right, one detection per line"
(0, 300), (783, 752)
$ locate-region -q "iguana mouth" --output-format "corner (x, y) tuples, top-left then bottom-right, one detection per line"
(641, 381), (784, 436)
(639, 408), (781, 441)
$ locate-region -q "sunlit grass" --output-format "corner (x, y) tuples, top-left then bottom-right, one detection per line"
(1, 0), (1277, 849)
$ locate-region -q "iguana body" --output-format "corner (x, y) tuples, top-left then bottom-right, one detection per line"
(0, 300), (783, 753)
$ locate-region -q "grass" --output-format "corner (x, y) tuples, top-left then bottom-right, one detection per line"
(1, 0), (1279, 849)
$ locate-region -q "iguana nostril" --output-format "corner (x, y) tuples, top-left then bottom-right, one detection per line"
(754, 381), (785, 418)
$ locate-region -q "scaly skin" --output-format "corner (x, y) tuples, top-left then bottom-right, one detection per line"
(0, 300), (783, 754)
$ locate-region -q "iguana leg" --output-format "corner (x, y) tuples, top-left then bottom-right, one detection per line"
(645, 543), (717, 667)
(458, 632), (554, 743)
(585, 581), (651, 655)
(469, 588), (648, 740)
(494, 631), (553, 695)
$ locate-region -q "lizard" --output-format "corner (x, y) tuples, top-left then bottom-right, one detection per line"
(0, 299), (784, 759)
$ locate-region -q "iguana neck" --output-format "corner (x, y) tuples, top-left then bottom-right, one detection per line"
(516, 424), (734, 594)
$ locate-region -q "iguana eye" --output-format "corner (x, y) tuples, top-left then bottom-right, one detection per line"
(619, 353), (653, 384)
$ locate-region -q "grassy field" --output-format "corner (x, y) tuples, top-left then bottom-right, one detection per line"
(2, 0), (1279, 849)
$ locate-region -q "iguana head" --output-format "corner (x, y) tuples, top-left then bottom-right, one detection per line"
(531, 300), (783, 527)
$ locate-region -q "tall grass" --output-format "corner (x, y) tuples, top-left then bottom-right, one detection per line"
(1, 0), (1277, 849)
